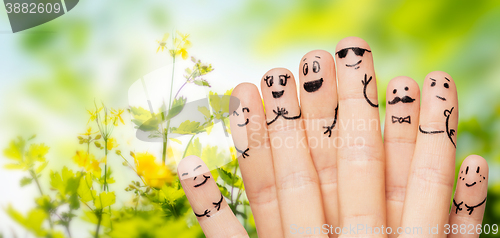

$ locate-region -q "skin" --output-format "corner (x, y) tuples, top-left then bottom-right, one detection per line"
(229, 96), (250, 158)
(384, 76), (420, 238)
(177, 37), (488, 238)
(299, 50), (339, 236)
(449, 155), (488, 238)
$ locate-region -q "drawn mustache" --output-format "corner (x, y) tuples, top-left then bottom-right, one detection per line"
(272, 90), (284, 98)
(388, 95), (415, 105)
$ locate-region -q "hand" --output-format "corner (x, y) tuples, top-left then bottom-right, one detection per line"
(177, 37), (489, 238)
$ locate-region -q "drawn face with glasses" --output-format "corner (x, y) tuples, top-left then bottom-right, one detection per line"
(335, 47), (372, 70)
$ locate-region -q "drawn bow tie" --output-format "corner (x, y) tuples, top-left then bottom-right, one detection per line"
(392, 115), (411, 124)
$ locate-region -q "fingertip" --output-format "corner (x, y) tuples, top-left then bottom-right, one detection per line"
(422, 71), (458, 103)
(177, 155), (209, 180)
(232, 82), (260, 100)
(386, 76), (420, 99)
(459, 155), (489, 179)
(455, 154), (489, 196)
(335, 36), (371, 53)
(419, 71), (458, 147)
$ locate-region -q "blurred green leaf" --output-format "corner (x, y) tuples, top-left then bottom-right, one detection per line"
(130, 106), (161, 131)
(95, 191), (115, 209)
(184, 137), (202, 157)
(217, 167), (243, 188)
(6, 206), (47, 237)
(165, 96), (186, 120)
(77, 175), (96, 203)
(20, 177), (33, 187)
(193, 79), (211, 87)
(217, 183), (230, 199)
(170, 120), (201, 135)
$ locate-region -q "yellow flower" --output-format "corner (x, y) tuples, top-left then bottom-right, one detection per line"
(88, 159), (102, 175)
(73, 151), (101, 174)
(87, 107), (103, 124)
(133, 152), (173, 189)
(111, 109), (125, 125)
(166, 146), (178, 159)
(229, 146), (237, 160)
(156, 33), (169, 53)
(106, 138), (118, 150)
(80, 126), (98, 136)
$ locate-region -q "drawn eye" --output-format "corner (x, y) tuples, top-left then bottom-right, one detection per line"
(313, 61), (320, 73)
(444, 83), (449, 88)
(405, 87), (409, 91)
(336, 48), (348, 58)
(279, 74), (289, 86)
(352, 47), (366, 56)
(393, 89), (397, 94)
(242, 107), (250, 113)
(476, 166), (480, 173)
(431, 82), (436, 87)
(264, 75), (273, 87)
(232, 111), (239, 116)
(303, 63), (308, 76)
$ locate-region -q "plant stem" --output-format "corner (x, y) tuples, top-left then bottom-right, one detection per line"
(182, 134), (196, 159)
(104, 139), (108, 192)
(163, 56), (176, 165)
(30, 169), (54, 229)
(119, 154), (147, 185)
(30, 170), (44, 196)
(66, 225), (72, 238)
(94, 211), (102, 238)
(65, 209), (74, 238)
(230, 163), (238, 205)
(173, 81), (188, 99)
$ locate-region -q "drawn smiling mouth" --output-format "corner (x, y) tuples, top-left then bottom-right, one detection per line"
(194, 175), (210, 188)
(303, 78), (323, 93)
(466, 182), (477, 187)
(436, 95), (446, 101)
(346, 60), (362, 69)
(237, 118), (249, 127)
(272, 90), (284, 98)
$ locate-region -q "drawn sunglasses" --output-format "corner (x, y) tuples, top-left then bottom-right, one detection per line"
(336, 47), (371, 58)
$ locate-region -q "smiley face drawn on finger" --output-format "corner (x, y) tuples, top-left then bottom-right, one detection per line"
(388, 85), (416, 124)
(453, 165), (487, 215)
(336, 47), (372, 70)
(419, 75), (457, 147)
(228, 97), (250, 159)
(301, 56), (324, 93)
(430, 77), (450, 101)
(180, 164), (211, 188)
(178, 159), (225, 218)
(458, 165), (486, 187)
(264, 74), (289, 98)
(263, 70), (301, 125)
(388, 86), (415, 105)
(232, 107), (250, 127)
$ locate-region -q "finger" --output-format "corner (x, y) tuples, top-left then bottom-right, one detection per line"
(261, 68), (327, 237)
(178, 155), (248, 238)
(383, 76), (420, 236)
(400, 71), (458, 236)
(335, 37), (387, 233)
(449, 155), (489, 238)
(298, 50), (339, 235)
(230, 83), (284, 238)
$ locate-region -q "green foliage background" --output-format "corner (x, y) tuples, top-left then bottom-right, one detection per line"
(0, 0), (499, 237)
